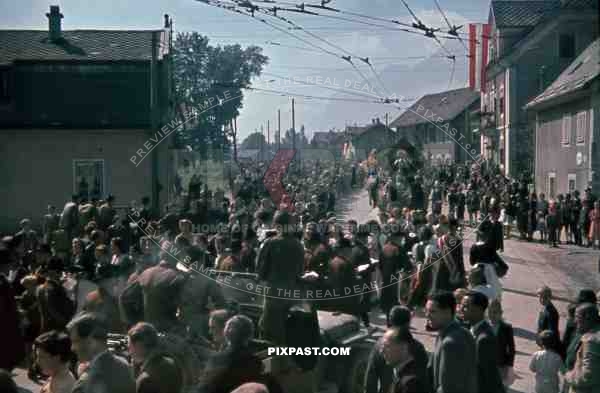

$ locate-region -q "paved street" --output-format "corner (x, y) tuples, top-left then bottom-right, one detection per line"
(336, 189), (600, 393)
(13, 189), (600, 393)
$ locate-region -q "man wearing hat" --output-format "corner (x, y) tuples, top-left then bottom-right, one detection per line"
(98, 194), (116, 231)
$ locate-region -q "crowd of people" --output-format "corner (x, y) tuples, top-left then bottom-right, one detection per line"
(0, 148), (599, 393)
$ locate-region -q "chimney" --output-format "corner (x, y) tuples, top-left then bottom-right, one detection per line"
(376, 117), (380, 124)
(46, 5), (63, 42)
(372, 118), (376, 124)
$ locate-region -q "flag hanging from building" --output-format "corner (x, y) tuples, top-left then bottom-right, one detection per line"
(469, 23), (491, 92)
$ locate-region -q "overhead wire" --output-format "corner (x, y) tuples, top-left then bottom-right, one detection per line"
(433, 0), (469, 55)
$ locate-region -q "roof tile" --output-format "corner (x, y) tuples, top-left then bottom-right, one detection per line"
(0, 30), (161, 65)
(390, 87), (480, 128)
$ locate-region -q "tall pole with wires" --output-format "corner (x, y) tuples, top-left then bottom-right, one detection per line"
(278, 109), (281, 151)
(292, 98), (296, 154)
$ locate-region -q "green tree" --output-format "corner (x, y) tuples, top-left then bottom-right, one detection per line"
(241, 132), (267, 150)
(172, 32), (268, 156)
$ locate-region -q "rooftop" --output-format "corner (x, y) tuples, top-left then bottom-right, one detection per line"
(0, 29), (166, 65)
(390, 88), (480, 128)
(491, 0), (561, 28)
(527, 38), (600, 108)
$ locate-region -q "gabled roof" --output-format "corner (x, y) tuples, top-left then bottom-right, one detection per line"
(312, 131), (340, 144)
(0, 30), (163, 65)
(527, 38), (600, 109)
(390, 88), (480, 128)
(353, 122), (395, 138)
(345, 125), (368, 136)
(491, 0), (560, 28)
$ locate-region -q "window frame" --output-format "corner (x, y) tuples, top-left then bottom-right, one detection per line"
(547, 172), (557, 199)
(562, 113), (572, 146)
(568, 173), (577, 193)
(558, 33), (576, 59)
(0, 67), (11, 105)
(73, 159), (106, 201)
(576, 110), (587, 145)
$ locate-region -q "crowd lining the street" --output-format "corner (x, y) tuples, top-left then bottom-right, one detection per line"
(0, 149), (599, 393)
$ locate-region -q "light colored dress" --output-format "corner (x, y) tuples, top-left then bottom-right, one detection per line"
(529, 349), (563, 393)
(40, 368), (76, 393)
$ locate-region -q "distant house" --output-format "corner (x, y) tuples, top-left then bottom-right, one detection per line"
(527, 38), (600, 197)
(0, 6), (173, 232)
(390, 88), (480, 164)
(482, 0), (598, 177)
(346, 120), (397, 162)
(311, 131), (340, 148)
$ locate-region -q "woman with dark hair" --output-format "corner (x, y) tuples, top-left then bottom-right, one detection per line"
(34, 330), (76, 393)
(469, 220), (504, 301)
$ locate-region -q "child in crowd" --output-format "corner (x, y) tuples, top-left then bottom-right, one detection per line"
(529, 330), (563, 393)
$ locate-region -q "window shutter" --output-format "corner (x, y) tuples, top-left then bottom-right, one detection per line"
(562, 114), (571, 145)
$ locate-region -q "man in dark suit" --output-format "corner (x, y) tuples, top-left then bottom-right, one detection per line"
(426, 291), (477, 393)
(537, 286), (560, 338)
(256, 211), (305, 345)
(461, 291), (506, 393)
(197, 315), (265, 393)
(135, 244), (188, 332)
(127, 322), (183, 393)
(364, 306), (412, 393)
(67, 312), (135, 393)
(381, 326), (430, 393)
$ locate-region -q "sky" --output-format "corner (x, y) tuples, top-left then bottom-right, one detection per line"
(0, 0), (489, 141)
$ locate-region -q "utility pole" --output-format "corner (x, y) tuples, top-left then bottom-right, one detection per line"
(277, 109), (281, 150)
(292, 98), (296, 151)
(385, 113), (389, 127)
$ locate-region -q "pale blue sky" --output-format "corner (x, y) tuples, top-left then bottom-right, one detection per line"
(0, 0), (489, 140)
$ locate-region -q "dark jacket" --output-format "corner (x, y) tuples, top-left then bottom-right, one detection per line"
(0, 275), (25, 371)
(136, 261), (188, 332)
(472, 321), (506, 393)
(72, 351), (135, 393)
(198, 346), (264, 393)
(136, 351), (183, 393)
(365, 337), (394, 393)
(537, 302), (560, 338)
(431, 234), (466, 294)
(429, 320), (477, 393)
(390, 338), (431, 393)
(494, 321), (516, 367)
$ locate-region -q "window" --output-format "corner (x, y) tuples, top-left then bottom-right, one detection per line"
(0, 69), (10, 104)
(73, 160), (105, 201)
(547, 172), (556, 199)
(559, 34), (575, 59)
(576, 111), (587, 144)
(568, 174), (576, 193)
(562, 114), (572, 145)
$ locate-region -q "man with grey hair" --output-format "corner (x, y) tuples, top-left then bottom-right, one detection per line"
(67, 312), (135, 393)
(564, 303), (600, 393)
(224, 315), (255, 350)
(198, 314), (264, 393)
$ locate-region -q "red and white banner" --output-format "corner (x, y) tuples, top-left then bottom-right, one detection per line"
(469, 23), (491, 92)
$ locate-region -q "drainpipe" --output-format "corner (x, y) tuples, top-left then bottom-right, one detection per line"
(150, 31), (159, 216)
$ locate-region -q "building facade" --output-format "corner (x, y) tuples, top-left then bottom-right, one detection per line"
(0, 6), (173, 232)
(391, 88), (480, 165)
(527, 38), (600, 197)
(483, 0), (598, 179)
